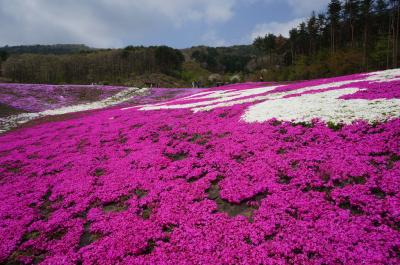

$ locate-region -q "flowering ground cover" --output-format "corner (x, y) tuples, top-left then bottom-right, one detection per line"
(0, 69), (400, 264)
(0, 84), (130, 112)
(0, 85), (209, 133)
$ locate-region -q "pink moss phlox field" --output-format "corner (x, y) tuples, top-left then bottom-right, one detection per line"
(126, 87), (206, 106)
(0, 72), (400, 264)
(141, 73), (400, 116)
(0, 84), (127, 112)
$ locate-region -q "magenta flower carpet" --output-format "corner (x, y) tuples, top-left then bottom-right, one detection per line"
(0, 84), (128, 112)
(1, 69), (400, 264)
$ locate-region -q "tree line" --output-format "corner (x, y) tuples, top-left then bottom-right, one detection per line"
(189, 46), (256, 73)
(0, 44), (92, 55)
(1, 46), (184, 84)
(1, 0), (400, 84)
(253, 0), (400, 80)
(0, 44), (259, 85)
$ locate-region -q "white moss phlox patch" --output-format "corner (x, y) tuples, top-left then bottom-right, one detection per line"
(242, 88), (400, 124)
(137, 69), (400, 124)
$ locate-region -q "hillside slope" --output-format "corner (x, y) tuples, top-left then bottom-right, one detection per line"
(0, 69), (400, 264)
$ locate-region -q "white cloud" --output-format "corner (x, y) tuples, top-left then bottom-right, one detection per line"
(286, 0), (330, 16)
(259, 0), (330, 16)
(201, 30), (227, 47)
(0, 0), (236, 48)
(248, 0), (331, 41)
(116, 0), (236, 26)
(250, 17), (304, 39)
(0, 0), (331, 47)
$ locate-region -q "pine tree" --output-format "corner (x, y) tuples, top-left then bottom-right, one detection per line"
(328, 0), (342, 54)
(343, 0), (360, 48)
(289, 28), (299, 63)
(307, 12), (318, 55)
(360, 0), (373, 69)
(390, 0), (400, 67)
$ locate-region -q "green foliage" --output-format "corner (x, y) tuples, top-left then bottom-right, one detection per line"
(180, 61), (211, 83)
(0, 51), (8, 61)
(189, 46), (257, 73)
(253, 0), (400, 82)
(327, 121), (344, 131)
(253, 34), (276, 53)
(154, 46), (184, 76)
(328, 0), (341, 25)
(370, 36), (391, 68)
(0, 44), (92, 54)
(220, 54), (251, 73)
(1, 0), (399, 85)
(191, 49), (219, 71)
(1, 46), (184, 84)
(261, 49), (364, 82)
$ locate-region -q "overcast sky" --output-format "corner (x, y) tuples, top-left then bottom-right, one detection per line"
(0, 0), (330, 48)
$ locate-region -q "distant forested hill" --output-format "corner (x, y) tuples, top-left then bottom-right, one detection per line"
(1, 1), (400, 86)
(0, 44), (93, 55)
(181, 45), (260, 73)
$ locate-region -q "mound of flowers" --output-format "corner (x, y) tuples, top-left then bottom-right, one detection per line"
(0, 85), (208, 133)
(0, 84), (131, 112)
(0, 69), (399, 264)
